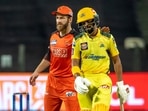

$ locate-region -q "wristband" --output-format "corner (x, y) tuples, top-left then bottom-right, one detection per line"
(72, 66), (81, 76)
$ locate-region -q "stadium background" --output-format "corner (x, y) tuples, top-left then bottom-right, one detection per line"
(0, 0), (148, 110)
(0, 0), (147, 72)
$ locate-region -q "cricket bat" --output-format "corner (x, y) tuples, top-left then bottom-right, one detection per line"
(119, 96), (124, 111)
(117, 88), (124, 111)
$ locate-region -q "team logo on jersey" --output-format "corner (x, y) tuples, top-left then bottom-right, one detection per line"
(99, 43), (105, 47)
(50, 40), (57, 45)
(81, 42), (88, 50)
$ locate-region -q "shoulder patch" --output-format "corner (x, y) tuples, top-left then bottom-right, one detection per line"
(74, 32), (84, 40)
(100, 31), (111, 38)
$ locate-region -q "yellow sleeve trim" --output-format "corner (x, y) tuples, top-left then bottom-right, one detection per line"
(72, 66), (81, 75)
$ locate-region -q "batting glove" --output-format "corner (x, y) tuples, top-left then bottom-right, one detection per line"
(74, 76), (91, 94)
(117, 81), (130, 103)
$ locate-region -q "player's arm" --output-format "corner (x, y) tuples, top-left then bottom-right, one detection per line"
(72, 59), (81, 77)
(71, 38), (81, 77)
(33, 49), (50, 74)
(33, 58), (50, 73)
(109, 36), (129, 103)
(71, 37), (91, 94)
(113, 56), (129, 103)
(72, 58), (91, 94)
(111, 55), (123, 81)
(108, 35), (122, 81)
(29, 51), (50, 86)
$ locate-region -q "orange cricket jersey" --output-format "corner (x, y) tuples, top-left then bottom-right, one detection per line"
(47, 30), (77, 89)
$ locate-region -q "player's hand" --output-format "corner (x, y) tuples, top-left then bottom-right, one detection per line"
(100, 26), (111, 37)
(74, 76), (91, 94)
(29, 72), (39, 86)
(100, 26), (110, 33)
(83, 78), (91, 87)
(116, 81), (130, 103)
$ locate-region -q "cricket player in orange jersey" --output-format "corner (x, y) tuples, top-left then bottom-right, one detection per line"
(72, 7), (130, 111)
(29, 5), (110, 111)
(29, 5), (80, 111)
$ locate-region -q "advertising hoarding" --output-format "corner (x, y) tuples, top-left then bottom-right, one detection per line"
(0, 72), (148, 110)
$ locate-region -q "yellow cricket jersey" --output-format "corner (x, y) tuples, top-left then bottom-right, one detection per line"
(72, 29), (119, 75)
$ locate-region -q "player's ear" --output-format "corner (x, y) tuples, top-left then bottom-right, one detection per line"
(68, 16), (73, 24)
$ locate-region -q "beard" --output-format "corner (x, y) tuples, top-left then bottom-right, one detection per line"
(56, 22), (68, 32)
(84, 24), (94, 34)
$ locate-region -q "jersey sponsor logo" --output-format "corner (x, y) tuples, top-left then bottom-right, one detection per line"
(85, 54), (106, 60)
(52, 47), (68, 58)
(50, 40), (57, 45)
(100, 84), (110, 89)
(81, 42), (88, 50)
(66, 91), (76, 97)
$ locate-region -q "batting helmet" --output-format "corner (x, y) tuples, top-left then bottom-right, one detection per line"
(76, 7), (99, 26)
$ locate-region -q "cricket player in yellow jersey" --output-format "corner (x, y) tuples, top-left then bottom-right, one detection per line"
(72, 7), (130, 111)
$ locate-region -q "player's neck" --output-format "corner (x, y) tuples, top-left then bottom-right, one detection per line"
(60, 26), (72, 37)
(89, 28), (98, 38)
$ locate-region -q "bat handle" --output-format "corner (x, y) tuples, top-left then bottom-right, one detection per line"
(119, 97), (124, 111)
